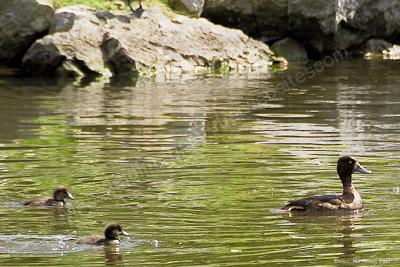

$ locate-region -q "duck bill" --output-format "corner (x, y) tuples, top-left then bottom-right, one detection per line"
(67, 192), (75, 200)
(354, 162), (372, 174)
(120, 230), (129, 236)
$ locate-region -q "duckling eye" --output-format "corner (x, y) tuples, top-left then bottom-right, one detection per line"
(349, 160), (353, 164)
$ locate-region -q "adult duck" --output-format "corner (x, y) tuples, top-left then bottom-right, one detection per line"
(282, 156), (371, 212)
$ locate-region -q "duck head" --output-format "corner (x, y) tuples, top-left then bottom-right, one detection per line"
(337, 156), (371, 186)
(53, 187), (75, 202)
(104, 223), (129, 240)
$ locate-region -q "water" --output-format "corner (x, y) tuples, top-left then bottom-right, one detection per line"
(0, 59), (399, 266)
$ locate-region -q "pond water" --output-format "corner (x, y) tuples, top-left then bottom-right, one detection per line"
(0, 59), (399, 266)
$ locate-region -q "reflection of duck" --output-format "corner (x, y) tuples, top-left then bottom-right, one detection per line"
(282, 156), (371, 211)
(77, 224), (129, 246)
(338, 216), (358, 263)
(104, 245), (124, 263)
(283, 211), (361, 264)
(23, 187), (75, 207)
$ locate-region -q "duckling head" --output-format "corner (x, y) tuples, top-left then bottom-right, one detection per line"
(337, 156), (371, 185)
(53, 186), (75, 201)
(104, 223), (129, 240)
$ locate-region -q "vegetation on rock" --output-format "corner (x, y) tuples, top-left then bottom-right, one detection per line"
(51, 0), (169, 11)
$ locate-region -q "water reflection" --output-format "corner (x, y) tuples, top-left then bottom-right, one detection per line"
(52, 207), (72, 226)
(337, 215), (358, 265)
(103, 246), (123, 264)
(283, 211), (362, 265)
(0, 78), (65, 143)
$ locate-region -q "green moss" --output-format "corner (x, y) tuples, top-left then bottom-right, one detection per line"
(52, 0), (173, 12)
(207, 59), (232, 74)
(51, 0), (116, 10)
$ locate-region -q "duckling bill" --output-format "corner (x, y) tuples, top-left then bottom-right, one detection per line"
(282, 156), (371, 212)
(23, 186), (75, 207)
(77, 223), (129, 246)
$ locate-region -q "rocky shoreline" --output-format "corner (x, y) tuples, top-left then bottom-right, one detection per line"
(203, 0), (400, 58)
(23, 5), (274, 79)
(0, 1), (274, 80)
(1, 0), (400, 80)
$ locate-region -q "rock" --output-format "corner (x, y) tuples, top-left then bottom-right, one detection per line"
(271, 38), (308, 62)
(203, 0), (400, 55)
(345, 1), (400, 39)
(103, 8), (272, 78)
(0, 0), (54, 66)
(288, 0), (338, 53)
(361, 39), (400, 60)
(203, 0), (289, 41)
(364, 39), (393, 54)
(168, 0), (204, 16)
(23, 6), (272, 79)
(362, 39), (393, 59)
(23, 6), (112, 77)
(287, 0), (365, 54)
(271, 57), (288, 68)
(383, 45), (400, 60)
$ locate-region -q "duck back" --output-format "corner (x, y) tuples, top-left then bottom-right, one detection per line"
(77, 235), (105, 245)
(22, 197), (59, 207)
(282, 194), (349, 211)
(77, 235), (119, 245)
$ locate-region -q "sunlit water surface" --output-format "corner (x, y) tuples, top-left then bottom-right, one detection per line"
(0, 59), (400, 266)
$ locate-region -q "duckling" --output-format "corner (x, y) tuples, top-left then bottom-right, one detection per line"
(282, 156), (371, 212)
(23, 186), (75, 207)
(77, 223), (129, 245)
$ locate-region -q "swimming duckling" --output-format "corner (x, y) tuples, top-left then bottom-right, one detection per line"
(77, 223), (129, 245)
(23, 186), (75, 207)
(282, 156), (371, 212)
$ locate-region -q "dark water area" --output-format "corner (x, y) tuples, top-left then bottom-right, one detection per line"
(0, 59), (399, 266)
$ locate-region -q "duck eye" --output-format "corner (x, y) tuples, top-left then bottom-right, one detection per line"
(349, 160), (353, 164)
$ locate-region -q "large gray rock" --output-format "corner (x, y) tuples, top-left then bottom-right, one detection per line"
(0, 0), (54, 66)
(203, 0), (400, 55)
(288, 0), (400, 54)
(203, 0), (289, 41)
(362, 38), (393, 59)
(271, 38), (308, 61)
(364, 39), (393, 54)
(288, 0), (338, 53)
(23, 5), (272, 78)
(168, 0), (204, 16)
(361, 39), (400, 60)
(23, 6), (111, 77)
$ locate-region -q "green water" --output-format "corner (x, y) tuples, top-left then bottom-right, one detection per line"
(0, 59), (399, 266)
